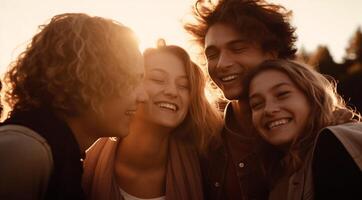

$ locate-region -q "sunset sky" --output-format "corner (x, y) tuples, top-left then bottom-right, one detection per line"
(1, 0), (362, 75)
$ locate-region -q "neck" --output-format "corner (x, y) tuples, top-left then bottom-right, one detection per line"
(229, 100), (253, 136)
(64, 116), (98, 152)
(116, 119), (171, 171)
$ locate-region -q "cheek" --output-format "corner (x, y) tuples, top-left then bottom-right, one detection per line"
(144, 85), (159, 97)
(252, 112), (262, 130)
(182, 92), (191, 110)
(207, 64), (217, 78)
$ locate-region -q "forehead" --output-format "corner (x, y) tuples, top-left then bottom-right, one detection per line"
(132, 51), (144, 74)
(144, 51), (186, 76)
(205, 23), (244, 48)
(250, 69), (293, 92)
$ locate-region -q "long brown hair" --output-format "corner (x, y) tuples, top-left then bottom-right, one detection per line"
(144, 45), (223, 154)
(242, 59), (361, 176)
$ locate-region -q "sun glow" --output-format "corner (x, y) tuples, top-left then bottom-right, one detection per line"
(1, 0), (362, 73)
(0, 0), (196, 75)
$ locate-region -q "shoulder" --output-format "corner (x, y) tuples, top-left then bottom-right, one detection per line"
(0, 124), (53, 198)
(0, 124), (52, 158)
(312, 123), (362, 199)
(318, 122), (362, 170)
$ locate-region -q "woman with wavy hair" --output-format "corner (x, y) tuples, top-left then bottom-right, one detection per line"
(0, 13), (147, 199)
(83, 44), (223, 200)
(242, 59), (362, 199)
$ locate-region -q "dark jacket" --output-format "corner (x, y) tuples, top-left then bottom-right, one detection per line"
(200, 103), (269, 200)
(2, 108), (86, 200)
(285, 122), (362, 200)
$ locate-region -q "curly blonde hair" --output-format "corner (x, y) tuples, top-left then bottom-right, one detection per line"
(4, 13), (142, 117)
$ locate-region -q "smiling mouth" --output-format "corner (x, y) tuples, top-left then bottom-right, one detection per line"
(156, 102), (178, 112)
(220, 74), (239, 82)
(125, 110), (136, 116)
(266, 118), (291, 130)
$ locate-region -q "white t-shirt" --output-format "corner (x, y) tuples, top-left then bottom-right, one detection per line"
(119, 187), (165, 200)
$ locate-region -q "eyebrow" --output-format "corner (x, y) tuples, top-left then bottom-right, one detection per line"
(249, 82), (292, 99)
(149, 68), (165, 73)
(149, 68), (188, 79)
(177, 76), (189, 82)
(205, 39), (248, 52)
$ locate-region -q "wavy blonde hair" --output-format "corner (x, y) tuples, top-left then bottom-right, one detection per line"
(242, 59), (361, 176)
(144, 45), (223, 154)
(3, 13), (141, 117)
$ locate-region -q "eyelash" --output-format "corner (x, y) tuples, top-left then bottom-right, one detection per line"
(178, 85), (189, 90)
(250, 101), (263, 110)
(232, 47), (247, 53)
(151, 78), (165, 83)
(206, 53), (218, 60)
(277, 91), (290, 98)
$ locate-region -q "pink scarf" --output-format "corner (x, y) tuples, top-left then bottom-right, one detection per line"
(82, 137), (204, 200)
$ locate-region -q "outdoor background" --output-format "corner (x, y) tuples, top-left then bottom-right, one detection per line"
(1, 0), (361, 111)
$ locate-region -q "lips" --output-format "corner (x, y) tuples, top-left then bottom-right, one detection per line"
(155, 101), (178, 112)
(265, 118), (291, 130)
(220, 74), (240, 82)
(125, 110), (136, 116)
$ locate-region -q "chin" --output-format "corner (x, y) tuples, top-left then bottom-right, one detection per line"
(156, 120), (180, 129)
(114, 127), (130, 138)
(223, 89), (242, 100)
(224, 93), (241, 100)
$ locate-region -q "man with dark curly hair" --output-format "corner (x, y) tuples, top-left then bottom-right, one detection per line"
(0, 13), (147, 199)
(184, 0), (297, 199)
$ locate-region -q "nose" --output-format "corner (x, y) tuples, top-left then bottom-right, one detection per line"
(216, 51), (233, 71)
(163, 83), (178, 98)
(135, 83), (148, 104)
(264, 100), (280, 116)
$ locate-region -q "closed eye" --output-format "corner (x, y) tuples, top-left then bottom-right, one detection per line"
(178, 84), (189, 90)
(205, 48), (219, 61)
(231, 46), (248, 53)
(276, 91), (290, 99)
(206, 52), (218, 60)
(250, 99), (264, 110)
(150, 78), (165, 84)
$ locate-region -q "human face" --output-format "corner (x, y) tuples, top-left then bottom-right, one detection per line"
(249, 69), (311, 149)
(81, 53), (148, 138)
(204, 23), (276, 100)
(138, 51), (190, 128)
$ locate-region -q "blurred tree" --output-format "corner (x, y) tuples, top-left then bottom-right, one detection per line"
(339, 27), (362, 113)
(296, 46), (310, 64)
(345, 27), (362, 63)
(308, 45), (345, 81)
(338, 71), (362, 113)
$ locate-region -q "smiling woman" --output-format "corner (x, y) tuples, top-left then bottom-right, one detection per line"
(83, 44), (223, 200)
(242, 59), (362, 200)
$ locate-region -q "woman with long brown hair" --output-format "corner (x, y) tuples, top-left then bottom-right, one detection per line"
(83, 44), (223, 200)
(243, 59), (362, 199)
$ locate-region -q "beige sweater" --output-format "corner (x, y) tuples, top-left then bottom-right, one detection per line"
(82, 136), (203, 200)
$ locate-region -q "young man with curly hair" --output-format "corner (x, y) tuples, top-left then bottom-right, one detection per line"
(184, 0), (297, 199)
(0, 13), (147, 199)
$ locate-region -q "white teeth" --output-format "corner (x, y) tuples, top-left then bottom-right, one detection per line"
(268, 119), (290, 129)
(157, 102), (177, 111)
(126, 111), (135, 115)
(221, 75), (238, 82)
